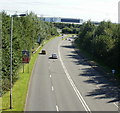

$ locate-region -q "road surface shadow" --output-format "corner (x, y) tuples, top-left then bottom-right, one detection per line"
(80, 67), (120, 103)
(61, 44), (120, 103)
(61, 45), (75, 49)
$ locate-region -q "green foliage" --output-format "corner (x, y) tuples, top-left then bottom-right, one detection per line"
(53, 22), (81, 34)
(75, 20), (120, 75)
(62, 27), (73, 34)
(2, 12), (58, 94)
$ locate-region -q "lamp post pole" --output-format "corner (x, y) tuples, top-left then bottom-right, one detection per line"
(10, 13), (26, 109)
(10, 15), (13, 109)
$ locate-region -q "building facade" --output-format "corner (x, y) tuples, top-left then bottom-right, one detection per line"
(40, 17), (83, 24)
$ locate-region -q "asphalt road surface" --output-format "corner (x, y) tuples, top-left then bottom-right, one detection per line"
(25, 36), (119, 112)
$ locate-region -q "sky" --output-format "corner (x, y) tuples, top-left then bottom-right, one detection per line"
(0, 0), (119, 23)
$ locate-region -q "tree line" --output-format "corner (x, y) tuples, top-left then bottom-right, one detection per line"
(2, 12), (58, 95)
(53, 22), (81, 34)
(75, 21), (120, 77)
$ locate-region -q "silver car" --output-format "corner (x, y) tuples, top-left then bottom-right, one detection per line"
(52, 53), (58, 59)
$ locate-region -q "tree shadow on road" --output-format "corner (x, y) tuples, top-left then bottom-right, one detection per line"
(61, 44), (120, 104)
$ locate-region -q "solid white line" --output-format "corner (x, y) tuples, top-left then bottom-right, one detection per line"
(56, 105), (59, 112)
(58, 43), (91, 113)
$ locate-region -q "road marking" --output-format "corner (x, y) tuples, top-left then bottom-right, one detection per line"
(114, 103), (120, 113)
(114, 103), (119, 108)
(52, 86), (54, 91)
(58, 44), (91, 113)
(96, 85), (100, 89)
(50, 75), (51, 78)
(56, 105), (59, 112)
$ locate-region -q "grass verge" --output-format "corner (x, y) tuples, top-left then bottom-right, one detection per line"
(1, 35), (60, 111)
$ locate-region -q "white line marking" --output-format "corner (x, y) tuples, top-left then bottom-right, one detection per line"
(58, 43), (91, 113)
(50, 75), (51, 78)
(114, 103), (119, 108)
(52, 86), (54, 91)
(96, 85), (100, 89)
(56, 105), (59, 112)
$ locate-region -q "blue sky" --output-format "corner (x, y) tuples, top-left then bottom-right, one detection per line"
(0, 0), (119, 22)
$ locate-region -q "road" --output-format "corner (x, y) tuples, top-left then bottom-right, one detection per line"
(25, 36), (119, 112)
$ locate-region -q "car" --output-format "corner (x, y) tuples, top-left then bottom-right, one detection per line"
(41, 50), (46, 54)
(68, 38), (72, 41)
(52, 53), (58, 59)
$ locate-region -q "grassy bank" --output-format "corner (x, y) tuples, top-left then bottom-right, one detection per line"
(1, 35), (59, 111)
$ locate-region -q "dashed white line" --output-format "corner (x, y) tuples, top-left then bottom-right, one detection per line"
(50, 75), (52, 78)
(52, 86), (54, 91)
(56, 105), (59, 112)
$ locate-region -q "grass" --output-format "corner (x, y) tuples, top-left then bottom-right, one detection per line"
(1, 35), (60, 111)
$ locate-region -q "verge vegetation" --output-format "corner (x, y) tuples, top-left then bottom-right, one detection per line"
(75, 21), (120, 78)
(1, 11), (59, 111)
(1, 35), (59, 111)
(2, 11), (59, 95)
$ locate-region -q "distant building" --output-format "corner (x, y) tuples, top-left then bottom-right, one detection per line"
(40, 17), (83, 24)
(61, 18), (83, 23)
(91, 21), (100, 25)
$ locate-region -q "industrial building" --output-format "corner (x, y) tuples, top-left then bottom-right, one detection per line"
(40, 17), (84, 24)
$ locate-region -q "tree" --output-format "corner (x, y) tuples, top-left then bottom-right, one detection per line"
(2, 12), (58, 94)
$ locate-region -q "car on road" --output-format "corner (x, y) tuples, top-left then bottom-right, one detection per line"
(52, 53), (58, 59)
(68, 38), (72, 41)
(41, 50), (46, 54)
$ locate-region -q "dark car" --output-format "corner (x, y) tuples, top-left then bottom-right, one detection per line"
(41, 50), (46, 54)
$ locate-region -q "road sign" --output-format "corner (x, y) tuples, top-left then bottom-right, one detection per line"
(22, 50), (30, 63)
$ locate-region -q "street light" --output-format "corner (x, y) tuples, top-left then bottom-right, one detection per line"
(10, 13), (26, 109)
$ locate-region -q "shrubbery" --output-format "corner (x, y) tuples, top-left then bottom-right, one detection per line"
(75, 21), (120, 76)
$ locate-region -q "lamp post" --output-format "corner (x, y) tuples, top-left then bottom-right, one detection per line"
(10, 13), (26, 109)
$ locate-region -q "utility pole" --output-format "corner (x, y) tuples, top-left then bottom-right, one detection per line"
(10, 15), (13, 109)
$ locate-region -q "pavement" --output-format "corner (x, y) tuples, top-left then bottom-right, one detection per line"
(25, 36), (120, 112)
